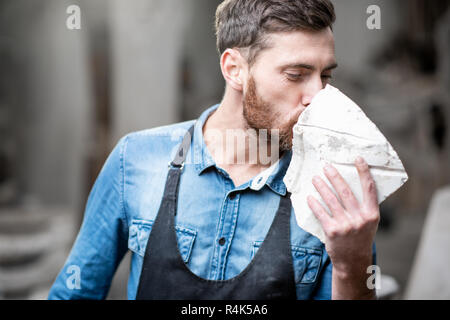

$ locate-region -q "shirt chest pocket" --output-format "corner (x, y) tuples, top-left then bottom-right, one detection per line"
(251, 241), (322, 284)
(128, 219), (197, 263)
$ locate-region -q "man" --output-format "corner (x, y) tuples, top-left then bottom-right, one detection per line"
(49, 0), (378, 300)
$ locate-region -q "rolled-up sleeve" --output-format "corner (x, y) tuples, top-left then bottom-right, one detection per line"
(48, 136), (129, 300)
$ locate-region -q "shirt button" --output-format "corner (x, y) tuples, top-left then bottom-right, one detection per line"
(218, 237), (226, 246)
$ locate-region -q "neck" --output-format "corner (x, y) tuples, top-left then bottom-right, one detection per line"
(203, 88), (281, 169)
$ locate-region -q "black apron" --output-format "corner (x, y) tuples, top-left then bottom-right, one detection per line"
(136, 123), (297, 300)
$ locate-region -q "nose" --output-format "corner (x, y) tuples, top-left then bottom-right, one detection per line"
(301, 77), (324, 107)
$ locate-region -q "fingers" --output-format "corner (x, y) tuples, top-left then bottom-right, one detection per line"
(307, 195), (333, 227)
(323, 164), (360, 216)
(355, 157), (379, 215)
(308, 158), (380, 241)
(312, 175), (348, 221)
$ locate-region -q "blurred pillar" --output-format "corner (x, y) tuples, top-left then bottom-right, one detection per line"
(109, 0), (192, 144)
(17, 0), (93, 210)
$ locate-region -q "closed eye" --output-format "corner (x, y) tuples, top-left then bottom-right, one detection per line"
(285, 73), (333, 82)
(285, 73), (302, 81)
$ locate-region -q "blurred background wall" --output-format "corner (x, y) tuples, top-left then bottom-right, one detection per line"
(0, 0), (448, 299)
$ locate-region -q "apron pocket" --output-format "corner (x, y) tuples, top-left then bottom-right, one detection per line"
(128, 219), (197, 263)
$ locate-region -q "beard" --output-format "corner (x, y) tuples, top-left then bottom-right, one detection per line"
(242, 76), (298, 152)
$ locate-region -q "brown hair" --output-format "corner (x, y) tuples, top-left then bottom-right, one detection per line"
(215, 0), (336, 66)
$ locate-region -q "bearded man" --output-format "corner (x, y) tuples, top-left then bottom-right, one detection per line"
(49, 0), (378, 300)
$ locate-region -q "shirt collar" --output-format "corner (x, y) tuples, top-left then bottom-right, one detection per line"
(192, 104), (292, 196)
(193, 104), (220, 174)
(265, 150), (292, 196)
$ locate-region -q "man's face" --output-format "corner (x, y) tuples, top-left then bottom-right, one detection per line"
(242, 27), (337, 152)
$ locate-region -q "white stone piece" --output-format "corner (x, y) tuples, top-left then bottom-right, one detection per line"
(283, 85), (409, 243)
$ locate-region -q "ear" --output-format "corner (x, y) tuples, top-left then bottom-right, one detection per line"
(220, 48), (247, 92)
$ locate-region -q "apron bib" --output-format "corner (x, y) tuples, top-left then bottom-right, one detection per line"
(136, 123), (297, 300)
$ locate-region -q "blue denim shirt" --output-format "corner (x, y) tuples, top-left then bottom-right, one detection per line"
(48, 104), (376, 300)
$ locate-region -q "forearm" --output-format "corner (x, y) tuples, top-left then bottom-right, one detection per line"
(331, 258), (377, 300)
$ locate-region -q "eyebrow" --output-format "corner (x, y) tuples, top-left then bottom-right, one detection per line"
(280, 62), (338, 72)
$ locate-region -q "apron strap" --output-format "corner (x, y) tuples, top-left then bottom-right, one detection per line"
(170, 123), (196, 169)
